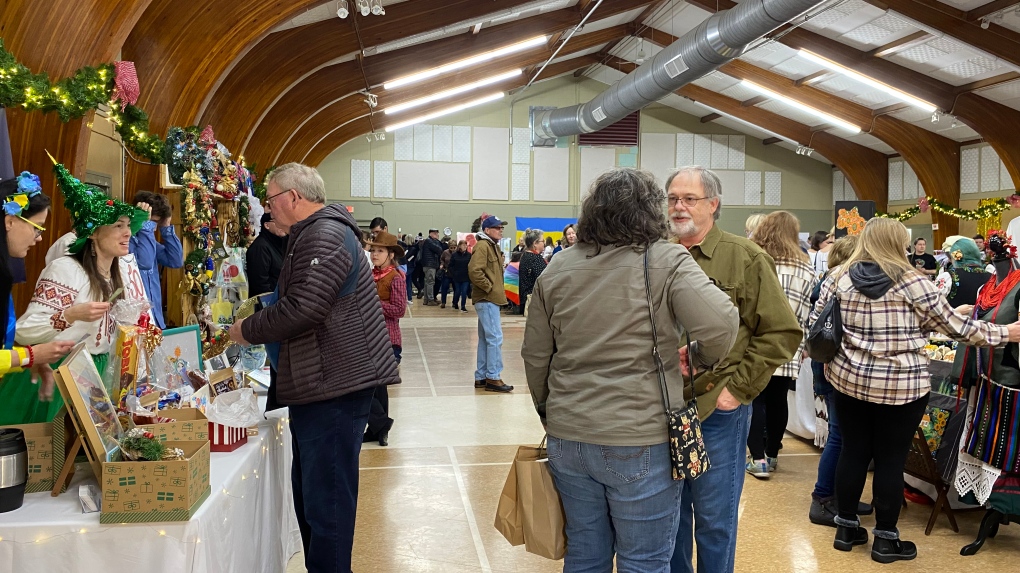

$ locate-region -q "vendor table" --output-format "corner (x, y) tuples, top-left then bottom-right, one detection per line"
(0, 403), (299, 573)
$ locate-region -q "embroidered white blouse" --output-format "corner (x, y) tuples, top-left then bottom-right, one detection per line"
(16, 254), (151, 355)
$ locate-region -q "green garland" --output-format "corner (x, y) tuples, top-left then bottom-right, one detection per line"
(0, 39), (162, 162)
(877, 197), (1013, 222)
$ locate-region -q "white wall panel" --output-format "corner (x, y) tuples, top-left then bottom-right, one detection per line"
(396, 162), (469, 200)
(534, 147), (570, 202)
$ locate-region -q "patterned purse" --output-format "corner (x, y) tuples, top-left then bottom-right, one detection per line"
(643, 251), (711, 481)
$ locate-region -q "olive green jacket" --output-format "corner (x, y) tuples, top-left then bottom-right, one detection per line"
(469, 233), (508, 305)
(681, 225), (803, 419)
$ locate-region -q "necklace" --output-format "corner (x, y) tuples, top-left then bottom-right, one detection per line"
(975, 269), (1020, 314)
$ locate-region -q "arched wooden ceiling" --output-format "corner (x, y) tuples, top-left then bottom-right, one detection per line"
(208, 0), (657, 169)
(302, 54), (603, 166)
(0, 0), (153, 310)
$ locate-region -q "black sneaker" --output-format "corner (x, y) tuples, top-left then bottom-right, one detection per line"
(871, 537), (917, 563)
(834, 525), (868, 551)
(809, 498), (838, 528)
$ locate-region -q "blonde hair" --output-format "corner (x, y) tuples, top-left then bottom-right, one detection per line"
(752, 211), (808, 264)
(840, 218), (914, 282)
(745, 213), (766, 238)
(827, 235), (858, 269)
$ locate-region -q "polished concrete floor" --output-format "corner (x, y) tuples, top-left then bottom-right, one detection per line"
(287, 299), (1019, 572)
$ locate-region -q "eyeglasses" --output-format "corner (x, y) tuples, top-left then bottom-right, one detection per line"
(18, 216), (45, 238)
(668, 196), (714, 208)
(266, 188), (294, 205)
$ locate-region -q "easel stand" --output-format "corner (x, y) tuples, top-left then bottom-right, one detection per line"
(961, 509), (1020, 555)
(50, 413), (81, 497)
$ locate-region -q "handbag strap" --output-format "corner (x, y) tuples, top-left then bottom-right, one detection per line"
(642, 249), (694, 416)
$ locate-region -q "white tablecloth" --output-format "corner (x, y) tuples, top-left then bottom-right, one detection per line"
(0, 404), (300, 573)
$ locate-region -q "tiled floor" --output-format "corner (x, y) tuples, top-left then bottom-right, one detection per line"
(287, 300), (1019, 572)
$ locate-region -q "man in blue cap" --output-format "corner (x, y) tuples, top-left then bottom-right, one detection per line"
(469, 215), (513, 392)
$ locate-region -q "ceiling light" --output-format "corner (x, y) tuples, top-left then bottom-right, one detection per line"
(739, 80), (862, 134)
(337, 0), (349, 19)
(931, 111), (940, 123)
(384, 69), (522, 115)
(357, 0), (370, 16)
(796, 145), (814, 157)
(385, 92), (505, 132)
(981, 17), (991, 29)
(370, 0), (385, 15)
(636, 38), (646, 65)
(383, 36), (547, 90)
(798, 50), (937, 113)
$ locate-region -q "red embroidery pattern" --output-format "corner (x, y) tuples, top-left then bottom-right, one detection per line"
(50, 311), (69, 332)
(33, 279), (77, 312)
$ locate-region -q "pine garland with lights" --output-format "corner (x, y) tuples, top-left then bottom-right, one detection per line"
(877, 196), (1015, 222)
(0, 39), (163, 163)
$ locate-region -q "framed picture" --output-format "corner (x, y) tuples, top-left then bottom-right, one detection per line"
(161, 325), (203, 373)
(208, 368), (239, 397)
(54, 343), (124, 477)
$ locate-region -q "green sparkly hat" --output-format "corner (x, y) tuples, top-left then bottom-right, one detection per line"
(47, 151), (148, 254)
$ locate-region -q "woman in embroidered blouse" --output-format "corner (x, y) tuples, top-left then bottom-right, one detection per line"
(517, 228), (546, 316)
(0, 174), (76, 422)
(0, 161), (149, 424)
(810, 218), (1020, 563)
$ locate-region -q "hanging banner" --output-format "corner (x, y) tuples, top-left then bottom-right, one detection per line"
(514, 217), (577, 243)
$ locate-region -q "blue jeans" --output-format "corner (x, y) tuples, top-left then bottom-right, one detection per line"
(440, 276), (452, 304)
(474, 301), (503, 380)
(671, 404), (752, 573)
(548, 437), (683, 573)
(405, 262), (416, 301)
(453, 282), (471, 309)
(289, 388), (374, 573)
(812, 362), (841, 499)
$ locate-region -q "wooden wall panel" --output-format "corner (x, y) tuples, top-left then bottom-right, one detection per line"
(0, 0), (152, 311)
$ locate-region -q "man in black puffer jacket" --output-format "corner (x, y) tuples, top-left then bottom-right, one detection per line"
(230, 163), (399, 573)
(420, 228), (444, 305)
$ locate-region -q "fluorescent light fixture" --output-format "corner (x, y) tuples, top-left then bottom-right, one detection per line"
(385, 92), (505, 132)
(384, 69), (522, 115)
(739, 80), (862, 134)
(798, 50), (937, 113)
(383, 36), (547, 90)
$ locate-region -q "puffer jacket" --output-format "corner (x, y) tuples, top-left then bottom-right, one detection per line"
(242, 204), (400, 405)
(469, 232), (507, 305)
(420, 237), (444, 269)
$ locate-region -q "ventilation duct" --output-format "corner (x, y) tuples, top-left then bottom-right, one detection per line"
(532, 0), (826, 142)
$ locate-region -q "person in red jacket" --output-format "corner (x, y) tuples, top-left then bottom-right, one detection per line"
(364, 231), (407, 446)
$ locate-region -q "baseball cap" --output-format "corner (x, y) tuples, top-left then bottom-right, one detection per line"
(429, 228), (439, 233)
(481, 216), (507, 229)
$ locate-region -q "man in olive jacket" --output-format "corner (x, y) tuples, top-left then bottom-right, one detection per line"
(666, 167), (801, 573)
(230, 163), (399, 573)
(469, 215), (513, 393)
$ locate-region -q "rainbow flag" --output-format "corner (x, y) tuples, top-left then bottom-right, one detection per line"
(504, 262), (520, 305)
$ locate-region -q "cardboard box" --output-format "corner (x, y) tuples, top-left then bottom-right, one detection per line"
(99, 440), (211, 524)
(0, 422), (53, 493)
(137, 408), (210, 442)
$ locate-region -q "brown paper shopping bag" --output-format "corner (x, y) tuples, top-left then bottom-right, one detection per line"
(494, 444), (567, 560)
(494, 454), (525, 546)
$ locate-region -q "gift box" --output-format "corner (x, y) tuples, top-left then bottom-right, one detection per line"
(0, 422), (54, 493)
(137, 408), (210, 442)
(208, 422), (248, 452)
(98, 440), (211, 524)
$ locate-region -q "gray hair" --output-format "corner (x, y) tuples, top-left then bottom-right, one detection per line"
(665, 166), (722, 221)
(523, 228), (544, 249)
(576, 168), (668, 254)
(267, 162), (326, 204)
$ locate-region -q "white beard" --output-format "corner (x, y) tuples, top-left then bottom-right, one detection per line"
(670, 218), (698, 239)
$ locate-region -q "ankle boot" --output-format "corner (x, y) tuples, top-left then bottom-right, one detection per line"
(871, 535), (917, 563)
(833, 525), (868, 551)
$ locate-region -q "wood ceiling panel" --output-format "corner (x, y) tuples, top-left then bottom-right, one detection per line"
(203, 0), (655, 153)
(0, 0), (153, 311)
(301, 55), (602, 166)
(245, 25), (630, 168)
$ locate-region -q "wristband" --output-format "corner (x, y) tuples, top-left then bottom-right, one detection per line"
(25, 345), (34, 368)
(13, 347), (28, 368)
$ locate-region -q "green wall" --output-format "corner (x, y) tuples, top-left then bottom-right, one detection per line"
(318, 76), (836, 238)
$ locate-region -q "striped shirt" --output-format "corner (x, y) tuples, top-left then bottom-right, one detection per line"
(811, 268), (1008, 405)
(775, 259), (818, 379)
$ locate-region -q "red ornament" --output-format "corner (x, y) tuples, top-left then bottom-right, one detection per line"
(143, 432), (154, 439)
(918, 196), (930, 213)
(106, 200), (114, 206)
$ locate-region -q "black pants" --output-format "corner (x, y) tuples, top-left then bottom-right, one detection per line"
(833, 390), (927, 532)
(366, 346), (400, 439)
(747, 375), (791, 460)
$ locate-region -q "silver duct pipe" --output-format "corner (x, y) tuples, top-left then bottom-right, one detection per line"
(532, 0), (825, 140)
